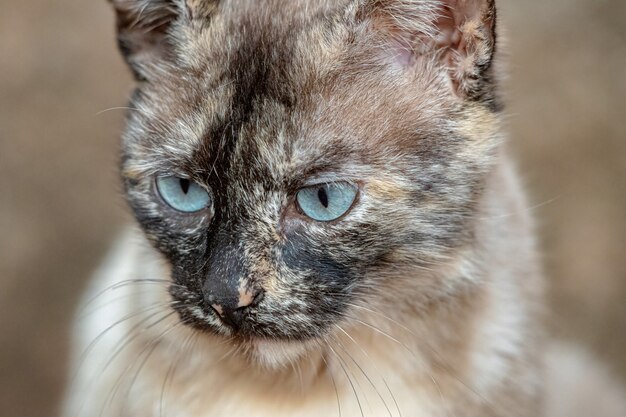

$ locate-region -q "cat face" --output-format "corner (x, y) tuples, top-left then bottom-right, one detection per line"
(114, 0), (499, 356)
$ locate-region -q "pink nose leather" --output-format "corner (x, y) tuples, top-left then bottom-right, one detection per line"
(209, 288), (264, 328)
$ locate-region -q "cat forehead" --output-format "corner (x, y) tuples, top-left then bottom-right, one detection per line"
(180, 0), (352, 67)
(123, 0), (454, 181)
(130, 71), (441, 186)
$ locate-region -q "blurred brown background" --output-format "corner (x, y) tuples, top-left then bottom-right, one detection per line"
(0, 0), (624, 416)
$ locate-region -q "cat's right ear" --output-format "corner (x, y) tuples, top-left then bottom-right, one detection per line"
(109, 0), (180, 81)
(109, 0), (217, 81)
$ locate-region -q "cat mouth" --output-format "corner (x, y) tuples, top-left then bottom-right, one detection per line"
(171, 299), (279, 339)
(172, 298), (331, 345)
(167, 300), (317, 367)
(168, 282), (340, 342)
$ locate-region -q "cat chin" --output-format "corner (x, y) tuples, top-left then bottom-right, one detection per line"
(246, 337), (317, 369)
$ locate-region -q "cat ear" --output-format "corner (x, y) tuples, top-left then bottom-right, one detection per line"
(358, 0), (497, 101)
(109, 0), (217, 81)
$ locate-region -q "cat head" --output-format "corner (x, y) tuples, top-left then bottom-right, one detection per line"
(112, 0), (501, 365)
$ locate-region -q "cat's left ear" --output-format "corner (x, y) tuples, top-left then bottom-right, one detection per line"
(357, 0), (497, 101)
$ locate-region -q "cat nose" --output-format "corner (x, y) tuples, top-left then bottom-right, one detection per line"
(208, 287), (264, 329)
(202, 230), (265, 329)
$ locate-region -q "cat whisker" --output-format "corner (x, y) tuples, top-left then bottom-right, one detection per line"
(120, 319), (186, 416)
(340, 313), (450, 411)
(319, 351), (343, 417)
(78, 278), (172, 315)
(95, 106), (149, 117)
(79, 290), (172, 319)
(334, 324), (403, 417)
(73, 307), (176, 417)
(330, 338), (375, 414)
(324, 340), (365, 417)
(330, 331), (395, 417)
(345, 303), (499, 416)
(476, 195), (562, 221)
(292, 359), (305, 394)
(101, 315), (181, 417)
(75, 301), (176, 382)
(159, 329), (197, 417)
(97, 309), (178, 384)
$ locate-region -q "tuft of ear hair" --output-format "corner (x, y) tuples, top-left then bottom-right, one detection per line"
(109, 0), (218, 81)
(359, 0), (497, 103)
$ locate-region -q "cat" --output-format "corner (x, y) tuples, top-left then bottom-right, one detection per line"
(63, 1), (625, 416)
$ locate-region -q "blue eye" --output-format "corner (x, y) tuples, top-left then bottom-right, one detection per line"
(156, 176), (211, 213)
(296, 182), (358, 222)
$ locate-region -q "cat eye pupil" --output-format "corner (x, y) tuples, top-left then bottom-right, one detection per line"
(179, 178), (190, 194)
(318, 188), (329, 208)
